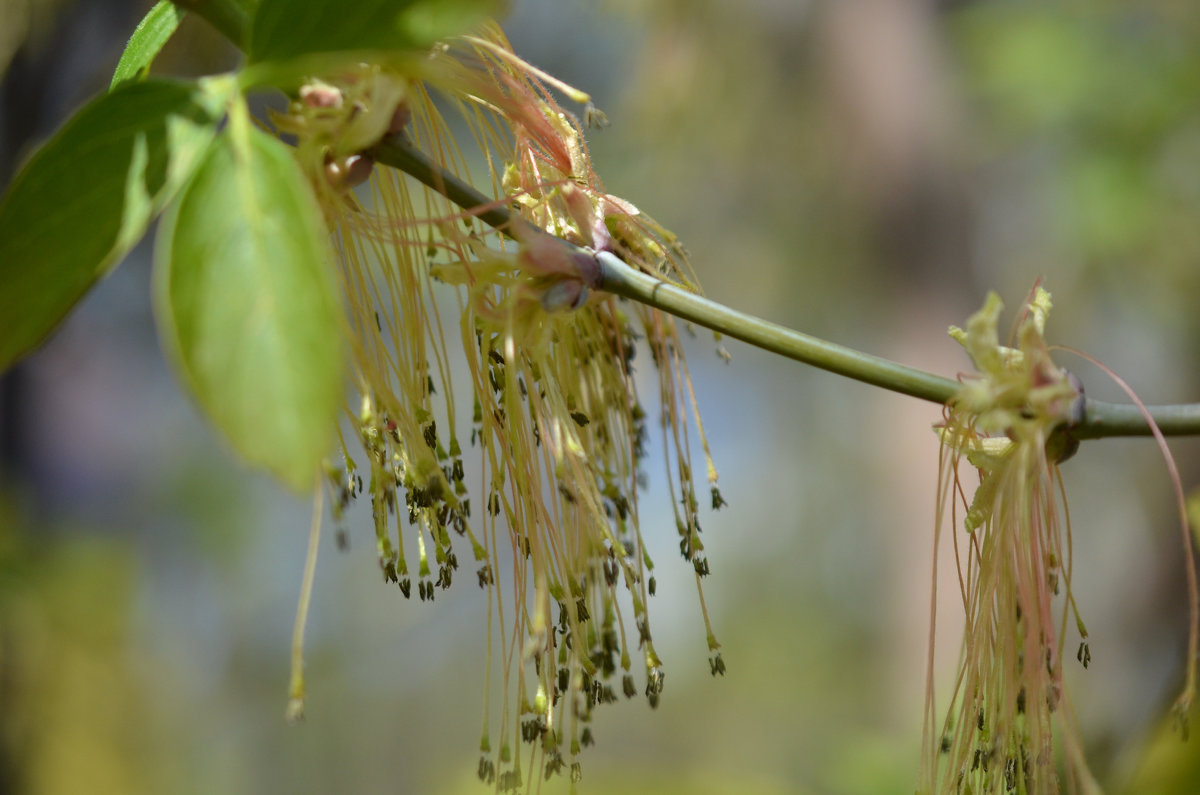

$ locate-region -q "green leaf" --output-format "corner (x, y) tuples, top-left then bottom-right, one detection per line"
(0, 78), (230, 371)
(154, 107), (343, 493)
(248, 0), (497, 65)
(172, 0), (256, 50)
(110, 1), (187, 89)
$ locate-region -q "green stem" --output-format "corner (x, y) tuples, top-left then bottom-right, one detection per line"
(373, 136), (1200, 439)
(1074, 401), (1200, 439)
(594, 251), (958, 403)
(373, 138), (523, 234)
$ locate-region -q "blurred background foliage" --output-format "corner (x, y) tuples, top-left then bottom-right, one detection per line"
(3, 0), (1200, 792)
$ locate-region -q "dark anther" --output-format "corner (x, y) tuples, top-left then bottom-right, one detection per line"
(1077, 641), (1091, 669)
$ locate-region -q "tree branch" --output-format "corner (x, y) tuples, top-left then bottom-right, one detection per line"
(372, 135), (1200, 440)
(1074, 401), (1200, 439)
(592, 250), (959, 403)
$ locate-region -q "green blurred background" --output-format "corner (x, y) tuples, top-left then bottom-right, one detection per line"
(3, 0), (1200, 792)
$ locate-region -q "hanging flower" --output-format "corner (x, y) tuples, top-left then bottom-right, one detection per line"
(922, 287), (1099, 795)
(274, 23), (723, 787)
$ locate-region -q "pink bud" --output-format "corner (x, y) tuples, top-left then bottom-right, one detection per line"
(341, 154), (375, 188)
(300, 83), (343, 109)
(324, 154), (375, 189)
(561, 184), (596, 247)
(540, 280), (589, 313)
(518, 233), (601, 287)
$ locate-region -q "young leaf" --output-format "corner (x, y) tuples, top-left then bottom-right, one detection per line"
(154, 106), (343, 493)
(0, 78), (230, 372)
(248, 0), (497, 65)
(110, 0), (187, 89)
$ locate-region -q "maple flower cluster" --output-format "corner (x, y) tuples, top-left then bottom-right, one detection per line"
(923, 288), (1096, 795)
(274, 23), (723, 788)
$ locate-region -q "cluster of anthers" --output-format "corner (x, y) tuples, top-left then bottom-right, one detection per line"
(923, 287), (1097, 795)
(275, 23), (724, 788)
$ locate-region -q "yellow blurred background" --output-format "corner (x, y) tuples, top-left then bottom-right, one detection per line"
(3, 0), (1200, 792)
